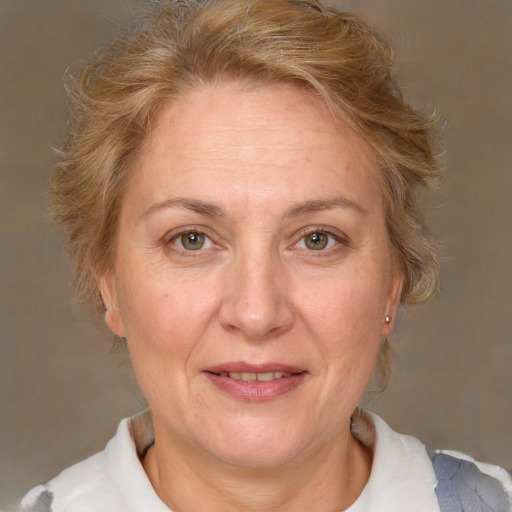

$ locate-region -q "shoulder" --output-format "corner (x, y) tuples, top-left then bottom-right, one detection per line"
(352, 411), (512, 512)
(18, 450), (114, 512)
(427, 447), (512, 512)
(16, 411), (159, 512)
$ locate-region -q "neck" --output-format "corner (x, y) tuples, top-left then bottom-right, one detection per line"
(143, 419), (372, 512)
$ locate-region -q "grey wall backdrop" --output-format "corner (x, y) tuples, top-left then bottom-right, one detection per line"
(1, 0), (511, 507)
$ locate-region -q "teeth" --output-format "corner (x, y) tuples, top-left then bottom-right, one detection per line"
(225, 371), (292, 381)
(256, 372), (276, 382)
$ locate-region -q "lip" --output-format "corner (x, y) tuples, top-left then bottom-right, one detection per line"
(203, 362), (307, 401)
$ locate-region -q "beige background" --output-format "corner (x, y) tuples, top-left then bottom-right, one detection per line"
(1, 0), (510, 507)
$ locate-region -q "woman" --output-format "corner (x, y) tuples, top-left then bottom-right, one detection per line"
(17, 0), (512, 511)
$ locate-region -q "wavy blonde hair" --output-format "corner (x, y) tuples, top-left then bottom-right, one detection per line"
(52, 0), (441, 378)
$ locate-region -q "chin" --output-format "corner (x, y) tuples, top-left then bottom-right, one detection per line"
(215, 442), (304, 469)
(202, 419), (313, 468)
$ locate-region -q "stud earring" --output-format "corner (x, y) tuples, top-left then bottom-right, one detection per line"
(385, 316), (391, 324)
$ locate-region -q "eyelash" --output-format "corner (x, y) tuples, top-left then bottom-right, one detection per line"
(165, 227), (218, 256)
(165, 226), (348, 257)
(292, 227), (348, 254)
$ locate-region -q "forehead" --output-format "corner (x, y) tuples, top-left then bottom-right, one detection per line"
(128, 82), (382, 216)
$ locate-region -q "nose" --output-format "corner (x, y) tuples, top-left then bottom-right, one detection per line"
(218, 250), (294, 341)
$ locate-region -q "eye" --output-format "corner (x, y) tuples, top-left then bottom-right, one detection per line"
(172, 231), (214, 251)
(297, 230), (338, 251)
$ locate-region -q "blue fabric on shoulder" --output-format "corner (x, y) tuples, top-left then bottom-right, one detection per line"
(426, 447), (511, 512)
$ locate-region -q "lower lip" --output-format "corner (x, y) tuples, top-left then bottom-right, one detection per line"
(204, 372), (306, 401)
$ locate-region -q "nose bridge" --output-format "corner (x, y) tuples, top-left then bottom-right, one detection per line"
(219, 239), (293, 340)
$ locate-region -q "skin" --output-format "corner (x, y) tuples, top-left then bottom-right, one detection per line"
(100, 82), (402, 511)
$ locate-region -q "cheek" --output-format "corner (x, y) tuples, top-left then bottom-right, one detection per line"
(117, 271), (221, 411)
(295, 264), (388, 388)
(299, 270), (388, 342)
(116, 265), (220, 358)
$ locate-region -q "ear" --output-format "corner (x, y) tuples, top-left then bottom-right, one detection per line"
(99, 272), (126, 338)
(380, 270), (403, 338)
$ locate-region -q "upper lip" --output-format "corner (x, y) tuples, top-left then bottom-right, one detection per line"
(204, 362), (306, 374)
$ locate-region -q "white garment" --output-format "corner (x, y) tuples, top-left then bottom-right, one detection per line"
(19, 410), (512, 512)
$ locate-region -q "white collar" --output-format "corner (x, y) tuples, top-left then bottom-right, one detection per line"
(347, 410), (439, 511)
(106, 409), (439, 512)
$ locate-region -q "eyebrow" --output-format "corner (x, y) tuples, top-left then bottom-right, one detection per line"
(141, 198), (226, 220)
(283, 196), (369, 218)
(141, 194), (368, 222)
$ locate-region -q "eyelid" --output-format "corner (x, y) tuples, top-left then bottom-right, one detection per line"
(165, 226), (221, 253)
(291, 226), (350, 251)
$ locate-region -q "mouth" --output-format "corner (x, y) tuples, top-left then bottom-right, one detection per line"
(214, 371), (294, 382)
(203, 363), (307, 401)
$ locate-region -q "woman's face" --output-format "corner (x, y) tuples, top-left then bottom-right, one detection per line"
(101, 82), (402, 467)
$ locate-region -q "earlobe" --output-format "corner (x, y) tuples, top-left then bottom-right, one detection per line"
(99, 273), (126, 338)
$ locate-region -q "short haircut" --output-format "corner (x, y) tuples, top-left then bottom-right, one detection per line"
(52, 0), (441, 382)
